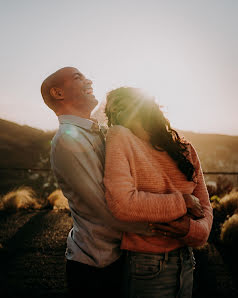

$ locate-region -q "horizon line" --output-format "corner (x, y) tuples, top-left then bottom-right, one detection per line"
(0, 117), (238, 137)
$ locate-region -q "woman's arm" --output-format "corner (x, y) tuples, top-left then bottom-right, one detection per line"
(104, 126), (187, 223)
(150, 145), (213, 247)
(180, 145), (213, 247)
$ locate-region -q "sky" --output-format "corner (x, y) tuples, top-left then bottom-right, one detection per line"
(0, 0), (237, 135)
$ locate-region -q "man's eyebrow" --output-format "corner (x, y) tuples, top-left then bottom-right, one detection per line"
(73, 72), (83, 78)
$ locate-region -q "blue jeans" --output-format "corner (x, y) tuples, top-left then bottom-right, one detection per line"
(122, 247), (195, 298)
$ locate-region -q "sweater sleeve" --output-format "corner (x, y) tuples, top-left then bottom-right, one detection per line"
(180, 145), (213, 247)
(104, 126), (187, 223)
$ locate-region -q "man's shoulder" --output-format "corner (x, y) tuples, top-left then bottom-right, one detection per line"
(52, 124), (90, 152)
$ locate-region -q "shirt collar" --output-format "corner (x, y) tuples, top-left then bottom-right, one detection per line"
(58, 115), (100, 132)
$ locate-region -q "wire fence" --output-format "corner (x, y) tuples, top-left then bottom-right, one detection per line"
(1, 168), (238, 175)
(0, 168), (52, 172)
(1, 168), (238, 184)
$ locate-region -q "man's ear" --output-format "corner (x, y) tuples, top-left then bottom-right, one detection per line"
(50, 87), (64, 100)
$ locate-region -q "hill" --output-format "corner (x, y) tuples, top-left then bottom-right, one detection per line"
(93, 103), (238, 172)
(0, 119), (55, 195)
(0, 118), (238, 194)
(178, 130), (238, 172)
(0, 119), (55, 168)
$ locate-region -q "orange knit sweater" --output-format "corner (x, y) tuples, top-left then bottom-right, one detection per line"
(104, 125), (213, 253)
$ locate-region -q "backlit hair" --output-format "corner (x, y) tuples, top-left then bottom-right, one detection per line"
(105, 87), (195, 181)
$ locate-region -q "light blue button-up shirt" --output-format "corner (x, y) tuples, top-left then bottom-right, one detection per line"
(50, 115), (150, 267)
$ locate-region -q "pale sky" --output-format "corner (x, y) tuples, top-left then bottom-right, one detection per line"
(0, 0), (237, 135)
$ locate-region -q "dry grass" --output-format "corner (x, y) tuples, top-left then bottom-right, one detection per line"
(221, 213), (238, 245)
(219, 191), (238, 217)
(0, 195), (3, 210)
(47, 189), (69, 210)
(0, 187), (42, 211)
(206, 181), (217, 197)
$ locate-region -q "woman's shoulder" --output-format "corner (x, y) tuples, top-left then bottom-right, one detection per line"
(107, 125), (131, 138)
(183, 141), (201, 169)
(106, 126), (135, 151)
(185, 141), (198, 157)
(178, 135), (196, 155)
(177, 135), (199, 162)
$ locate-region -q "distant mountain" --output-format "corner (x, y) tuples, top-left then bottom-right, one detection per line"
(0, 119), (55, 168)
(1, 116), (238, 189)
(178, 131), (238, 172)
(1, 117), (238, 172)
(92, 103), (238, 173)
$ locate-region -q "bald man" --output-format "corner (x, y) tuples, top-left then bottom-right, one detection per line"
(41, 67), (155, 298)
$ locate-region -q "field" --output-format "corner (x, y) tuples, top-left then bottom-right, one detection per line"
(0, 209), (238, 298)
(0, 210), (71, 298)
(1, 119), (238, 297)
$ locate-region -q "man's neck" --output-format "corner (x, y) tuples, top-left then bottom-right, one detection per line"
(57, 109), (91, 119)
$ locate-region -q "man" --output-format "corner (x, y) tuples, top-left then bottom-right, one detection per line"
(41, 67), (205, 297)
(41, 67), (153, 297)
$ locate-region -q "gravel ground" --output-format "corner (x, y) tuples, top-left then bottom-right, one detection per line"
(0, 210), (237, 298)
(0, 210), (72, 298)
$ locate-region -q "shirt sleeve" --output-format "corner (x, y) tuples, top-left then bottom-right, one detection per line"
(104, 126), (187, 223)
(180, 145), (213, 247)
(51, 131), (153, 235)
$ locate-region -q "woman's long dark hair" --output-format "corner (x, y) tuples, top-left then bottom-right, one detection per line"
(105, 87), (195, 181)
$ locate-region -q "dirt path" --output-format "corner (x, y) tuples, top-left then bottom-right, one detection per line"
(0, 210), (237, 298)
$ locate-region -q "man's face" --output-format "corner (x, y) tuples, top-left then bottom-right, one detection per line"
(61, 67), (98, 110)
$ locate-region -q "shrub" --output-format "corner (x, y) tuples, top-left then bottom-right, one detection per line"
(47, 190), (69, 210)
(206, 181), (217, 197)
(208, 191), (238, 244)
(219, 191), (238, 217)
(1, 187), (42, 211)
(221, 213), (238, 246)
(220, 213), (238, 278)
(216, 176), (233, 197)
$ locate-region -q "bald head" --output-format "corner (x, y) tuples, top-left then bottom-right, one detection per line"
(41, 67), (78, 112)
(41, 67), (97, 117)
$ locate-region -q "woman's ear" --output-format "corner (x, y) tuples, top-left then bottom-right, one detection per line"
(50, 87), (64, 100)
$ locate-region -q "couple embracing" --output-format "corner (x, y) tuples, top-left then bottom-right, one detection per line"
(41, 67), (213, 298)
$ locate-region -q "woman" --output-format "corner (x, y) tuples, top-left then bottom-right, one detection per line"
(104, 87), (213, 298)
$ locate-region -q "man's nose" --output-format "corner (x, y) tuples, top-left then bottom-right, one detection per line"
(86, 78), (92, 85)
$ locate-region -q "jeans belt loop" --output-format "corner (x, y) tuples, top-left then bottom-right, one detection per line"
(161, 251), (169, 271)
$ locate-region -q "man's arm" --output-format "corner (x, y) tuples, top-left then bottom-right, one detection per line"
(51, 132), (153, 235)
(104, 126), (187, 223)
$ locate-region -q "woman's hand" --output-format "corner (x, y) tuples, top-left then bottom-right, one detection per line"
(149, 214), (191, 238)
(183, 194), (204, 219)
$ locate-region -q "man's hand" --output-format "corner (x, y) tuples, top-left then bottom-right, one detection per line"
(149, 214), (191, 238)
(183, 194), (204, 219)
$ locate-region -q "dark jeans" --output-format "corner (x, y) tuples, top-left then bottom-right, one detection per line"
(66, 256), (124, 298)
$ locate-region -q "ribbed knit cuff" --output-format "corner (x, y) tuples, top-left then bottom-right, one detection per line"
(174, 191), (187, 216)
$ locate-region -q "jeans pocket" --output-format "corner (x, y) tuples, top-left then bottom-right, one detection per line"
(129, 253), (162, 280)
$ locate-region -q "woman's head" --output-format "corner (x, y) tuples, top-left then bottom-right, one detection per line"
(105, 87), (195, 182)
(105, 87), (166, 131)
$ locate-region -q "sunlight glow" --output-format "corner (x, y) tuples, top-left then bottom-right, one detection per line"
(0, 1), (237, 135)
